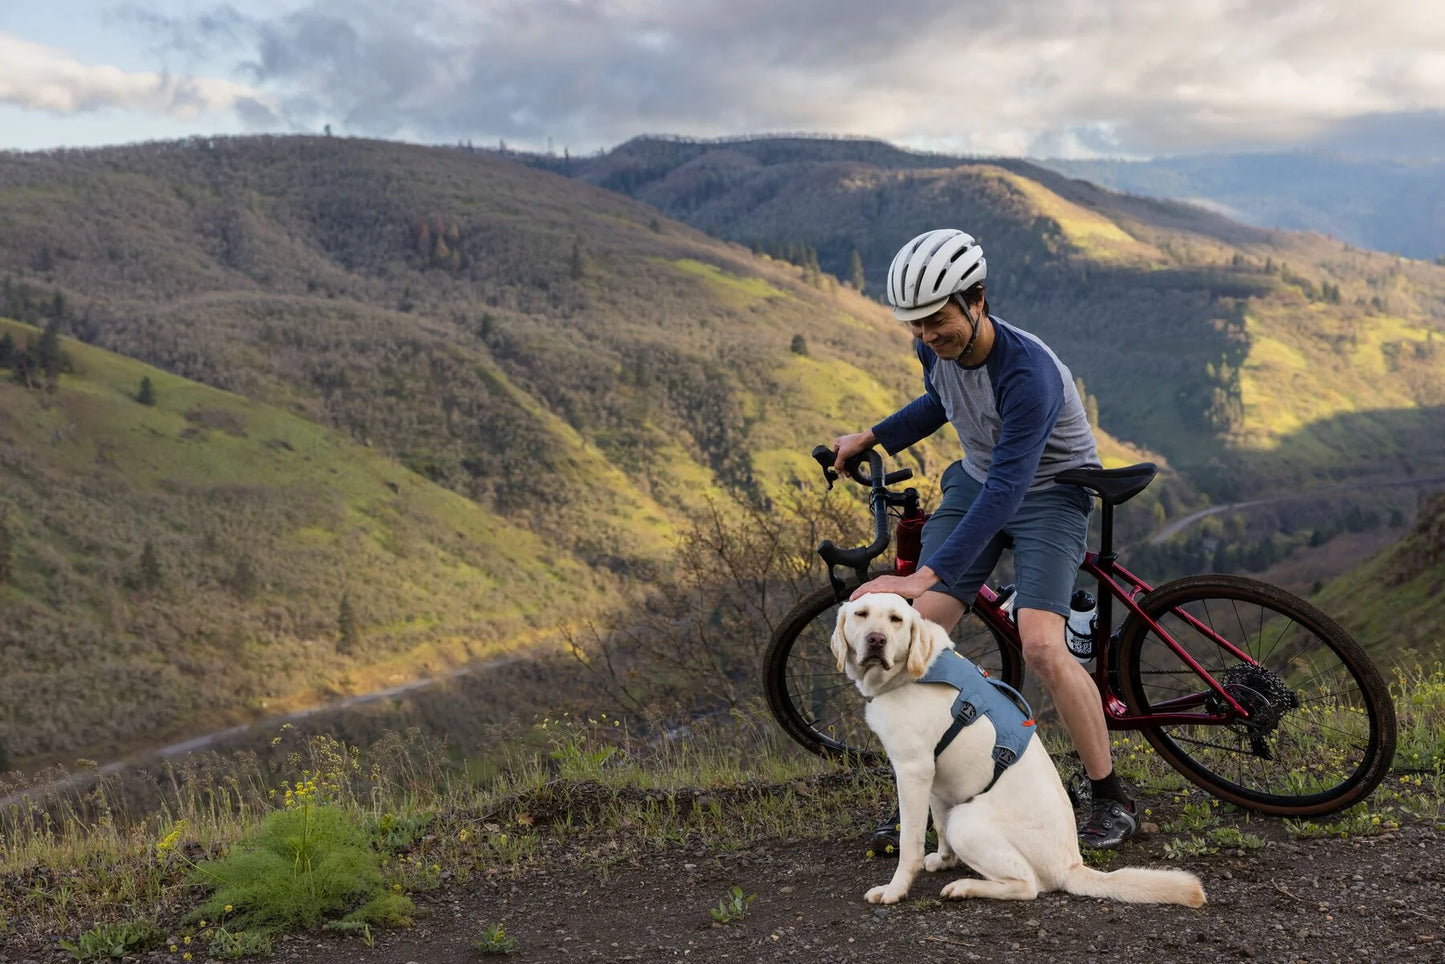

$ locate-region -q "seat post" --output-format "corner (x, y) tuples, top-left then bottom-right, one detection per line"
(1097, 498), (1117, 564)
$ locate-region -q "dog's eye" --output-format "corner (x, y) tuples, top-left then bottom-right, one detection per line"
(890, 613), (904, 623)
(854, 608), (869, 619)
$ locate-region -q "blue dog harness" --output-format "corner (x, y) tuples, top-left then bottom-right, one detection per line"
(919, 649), (1036, 794)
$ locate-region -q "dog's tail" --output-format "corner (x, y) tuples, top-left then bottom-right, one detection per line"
(1063, 864), (1206, 907)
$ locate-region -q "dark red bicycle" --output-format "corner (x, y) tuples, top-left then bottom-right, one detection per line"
(763, 447), (1397, 817)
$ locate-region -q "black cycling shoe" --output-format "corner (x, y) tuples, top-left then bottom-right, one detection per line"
(866, 808), (901, 859)
(1078, 798), (1138, 850)
(865, 808), (938, 859)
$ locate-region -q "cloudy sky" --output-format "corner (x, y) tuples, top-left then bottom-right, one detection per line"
(2, 0), (1444, 159)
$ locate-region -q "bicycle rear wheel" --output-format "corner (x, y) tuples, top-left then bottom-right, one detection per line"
(764, 576), (1022, 764)
(1117, 574), (1396, 816)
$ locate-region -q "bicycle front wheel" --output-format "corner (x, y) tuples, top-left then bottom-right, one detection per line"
(764, 577), (1022, 764)
(1117, 574), (1396, 816)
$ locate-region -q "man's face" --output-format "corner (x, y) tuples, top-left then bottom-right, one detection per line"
(908, 298), (976, 361)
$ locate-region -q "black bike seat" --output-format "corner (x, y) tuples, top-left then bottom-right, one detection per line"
(1054, 463), (1157, 506)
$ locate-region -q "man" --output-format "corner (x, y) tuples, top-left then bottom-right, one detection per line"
(832, 228), (1136, 850)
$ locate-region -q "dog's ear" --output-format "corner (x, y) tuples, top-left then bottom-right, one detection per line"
(906, 607), (941, 679)
(830, 602), (850, 672)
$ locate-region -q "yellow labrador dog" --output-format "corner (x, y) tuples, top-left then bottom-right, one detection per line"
(833, 592), (1205, 907)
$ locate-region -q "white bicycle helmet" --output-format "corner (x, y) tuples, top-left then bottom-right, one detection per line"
(886, 229), (987, 322)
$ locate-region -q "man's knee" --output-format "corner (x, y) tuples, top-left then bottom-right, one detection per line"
(914, 591), (969, 633)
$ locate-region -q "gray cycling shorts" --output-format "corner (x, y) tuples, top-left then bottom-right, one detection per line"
(919, 460), (1093, 618)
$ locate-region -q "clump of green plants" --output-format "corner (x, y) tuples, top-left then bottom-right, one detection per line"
(58, 919), (164, 960)
(1209, 826), (1267, 850)
(1394, 664), (1445, 773)
(1283, 803), (1397, 840)
(1162, 836), (1217, 859)
(159, 772), (413, 938)
(205, 922), (274, 960)
(709, 885), (756, 923)
(1163, 798), (1220, 834)
(474, 922), (519, 955)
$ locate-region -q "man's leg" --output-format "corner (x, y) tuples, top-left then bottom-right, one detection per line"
(1016, 608), (1109, 778)
(1015, 608), (1136, 848)
(1009, 486), (1138, 849)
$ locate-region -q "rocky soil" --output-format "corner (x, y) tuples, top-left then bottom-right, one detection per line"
(6, 788), (1441, 964)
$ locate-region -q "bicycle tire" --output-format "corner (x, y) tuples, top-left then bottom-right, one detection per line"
(764, 575), (1023, 764)
(1116, 573), (1396, 816)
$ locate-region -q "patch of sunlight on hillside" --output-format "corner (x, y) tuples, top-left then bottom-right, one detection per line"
(670, 257), (788, 307)
(1242, 309), (1433, 430)
(1352, 314), (1438, 377)
(989, 170), (1157, 264)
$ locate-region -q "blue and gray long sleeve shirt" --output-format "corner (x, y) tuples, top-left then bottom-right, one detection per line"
(870, 316), (1100, 595)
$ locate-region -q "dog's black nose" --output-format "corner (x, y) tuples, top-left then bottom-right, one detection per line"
(865, 631), (887, 649)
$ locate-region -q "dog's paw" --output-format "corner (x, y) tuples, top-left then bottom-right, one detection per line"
(939, 879), (976, 900)
(864, 884), (905, 904)
(924, 852), (959, 873)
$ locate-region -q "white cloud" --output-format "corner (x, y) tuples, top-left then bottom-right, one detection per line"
(0, 32), (272, 120)
(5, 0), (1445, 157)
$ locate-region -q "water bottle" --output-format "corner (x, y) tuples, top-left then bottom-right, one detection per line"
(1066, 589), (1097, 662)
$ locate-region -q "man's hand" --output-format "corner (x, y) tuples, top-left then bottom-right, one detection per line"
(850, 567), (940, 602)
(831, 429), (878, 476)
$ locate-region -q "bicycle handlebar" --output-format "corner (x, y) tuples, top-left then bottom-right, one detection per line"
(810, 444), (914, 489)
(810, 445), (917, 595)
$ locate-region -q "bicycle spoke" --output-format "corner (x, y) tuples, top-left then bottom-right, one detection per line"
(1119, 574), (1394, 815)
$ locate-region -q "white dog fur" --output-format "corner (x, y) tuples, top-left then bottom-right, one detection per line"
(832, 592), (1206, 907)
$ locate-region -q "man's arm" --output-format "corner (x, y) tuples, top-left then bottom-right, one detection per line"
(920, 366), (1063, 594)
(872, 341), (947, 454)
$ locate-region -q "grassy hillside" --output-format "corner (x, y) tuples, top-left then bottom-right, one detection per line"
(0, 316), (622, 760)
(3, 134), (1435, 762)
(1312, 491), (1445, 668)
(0, 138), (996, 761)
(556, 136), (1445, 499)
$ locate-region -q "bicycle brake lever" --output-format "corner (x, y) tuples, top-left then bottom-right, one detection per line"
(811, 444), (840, 489)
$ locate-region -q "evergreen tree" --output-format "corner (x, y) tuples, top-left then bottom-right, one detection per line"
(0, 331), (13, 367)
(569, 237), (585, 280)
(139, 540), (162, 590)
(36, 319), (64, 389)
(849, 249), (866, 292)
(338, 592), (360, 654)
(231, 554), (259, 600)
(0, 509), (13, 586)
(790, 334), (809, 356)
(137, 376), (156, 405)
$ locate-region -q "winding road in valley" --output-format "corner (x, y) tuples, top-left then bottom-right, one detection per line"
(1146, 472), (1445, 545)
(0, 655), (526, 810)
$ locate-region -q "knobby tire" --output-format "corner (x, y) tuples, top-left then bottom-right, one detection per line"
(1117, 574), (1396, 816)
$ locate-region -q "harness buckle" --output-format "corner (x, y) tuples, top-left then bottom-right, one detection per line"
(992, 746), (1018, 767)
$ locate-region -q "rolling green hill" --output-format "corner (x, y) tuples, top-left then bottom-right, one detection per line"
(3, 134), (1441, 761)
(555, 136), (1445, 499)
(1312, 491), (1445, 669)
(0, 138), (984, 761)
(0, 315), (624, 759)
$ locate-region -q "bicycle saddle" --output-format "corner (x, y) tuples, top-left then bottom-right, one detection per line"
(1054, 462), (1157, 506)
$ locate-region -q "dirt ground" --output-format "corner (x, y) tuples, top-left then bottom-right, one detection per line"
(7, 789), (1440, 964)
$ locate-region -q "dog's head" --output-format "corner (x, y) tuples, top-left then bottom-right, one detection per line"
(830, 592), (949, 692)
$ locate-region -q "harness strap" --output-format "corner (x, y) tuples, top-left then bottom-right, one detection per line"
(923, 653), (1036, 795)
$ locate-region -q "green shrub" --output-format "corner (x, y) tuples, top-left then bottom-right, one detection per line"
(475, 922), (519, 955)
(186, 795), (413, 936)
(59, 920), (163, 960)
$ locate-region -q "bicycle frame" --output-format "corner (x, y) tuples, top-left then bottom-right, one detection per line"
(970, 550), (1259, 730)
(815, 446), (1264, 731)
